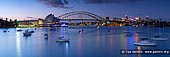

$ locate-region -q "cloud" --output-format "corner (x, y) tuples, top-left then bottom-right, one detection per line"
(37, 0), (142, 9)
(37, 0), (70, 9)
(81, 0), (140, 4)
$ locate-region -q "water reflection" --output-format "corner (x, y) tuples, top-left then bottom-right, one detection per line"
(128, 35), (134, 49)
(16, 28), (22, 57)
(65, 42), (69, 57)
(120, 31), (125, 49)
(109, 30), (113, 50)
(134, 32), (138, 43)
(137, 46), (141, 57)
(123, 32), (127, 49)
(56, 42), (70, 57)
(78, 32), (82, 57)
(0, 27), (169, 57)
(96, 30), (99, 48)
(60, 27), (66, 37)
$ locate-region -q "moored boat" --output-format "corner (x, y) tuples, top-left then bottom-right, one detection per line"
(23, 30), (32, 36)
(23, 32), (32, 36)
(56, 37), (70, 42)
(134, 40), (156, 46)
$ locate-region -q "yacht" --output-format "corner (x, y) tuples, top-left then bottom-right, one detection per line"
(3, 30), (7, 33)
(17, 29), (22, 31)
(56, 37), (70, 42)
(29, 30), (34, 33)
(23, 30), (32, 36)
(150, 37), (168, 41)
(150, 33), (168, 41)
(134, 38), (156, 46)
(44, 34), (48, 39)
(23, 32), (31, 36)
(151, 21), (168, 41)
(134, 40), (156, 46)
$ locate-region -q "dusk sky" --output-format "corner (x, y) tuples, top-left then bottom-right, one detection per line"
(0, 0), (170, 20)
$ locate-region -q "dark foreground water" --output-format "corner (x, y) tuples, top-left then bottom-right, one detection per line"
(0, 26), (170, 57)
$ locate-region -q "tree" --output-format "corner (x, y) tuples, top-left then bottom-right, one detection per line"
(14, 19), (19, 27)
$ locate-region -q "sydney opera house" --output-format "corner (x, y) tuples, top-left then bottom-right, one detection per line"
(18, 14), (61, 27)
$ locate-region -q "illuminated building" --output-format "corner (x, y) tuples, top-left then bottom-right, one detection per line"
(18, 20), (38, 27)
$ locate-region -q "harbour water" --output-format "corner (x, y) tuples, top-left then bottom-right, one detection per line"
(0, 26), (170, 57)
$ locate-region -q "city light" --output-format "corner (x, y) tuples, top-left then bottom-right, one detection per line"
(135, 17), (139, 20)
(61, 23), (68, 27)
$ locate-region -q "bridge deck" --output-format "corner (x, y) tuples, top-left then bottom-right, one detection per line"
(59, 19), (98, 21)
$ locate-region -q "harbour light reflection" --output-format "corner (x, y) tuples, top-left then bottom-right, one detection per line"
(96, 30), (99, 48)
(16, 28), (22, 57)
(65, 42), (69, 57)
(137, 46), (141, 57)
(134, 32), (138, 43)
(78, 32), (82, 57)
(109, 31), (113, 49)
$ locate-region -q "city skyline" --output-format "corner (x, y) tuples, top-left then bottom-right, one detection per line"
(0, 0), (170, 20)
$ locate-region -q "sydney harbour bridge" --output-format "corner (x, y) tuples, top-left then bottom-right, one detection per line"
(58, 11), (104, 21)
(44, 11), (108, 26)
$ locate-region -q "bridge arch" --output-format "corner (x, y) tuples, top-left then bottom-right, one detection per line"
(58, 11), (104, 20)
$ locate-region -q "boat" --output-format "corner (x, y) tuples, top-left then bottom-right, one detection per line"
(134, 40), (156, 46)
(60, 23), (68, 27)
(56, 37), (70, 42)
(3, 30), (7, 33)
(150, 34), (168, 41)
(28, 30), (34, 33)
(23, 30), (32, 36)
(56, 27), (70, 42)
(23, 32), (32, 36)
(78, 29), (84, 33)
(95, 26), (100, 30)
(150, 37), (168, 41)
(151, 22), (168, 41)
(134, 37), (156, 46)
(56, 39), (70, 42)
(153, 33), (167, 38)
(17, 29), (22, 31)
(134, 21), (157, 46)
(44, 34), (48, 39)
